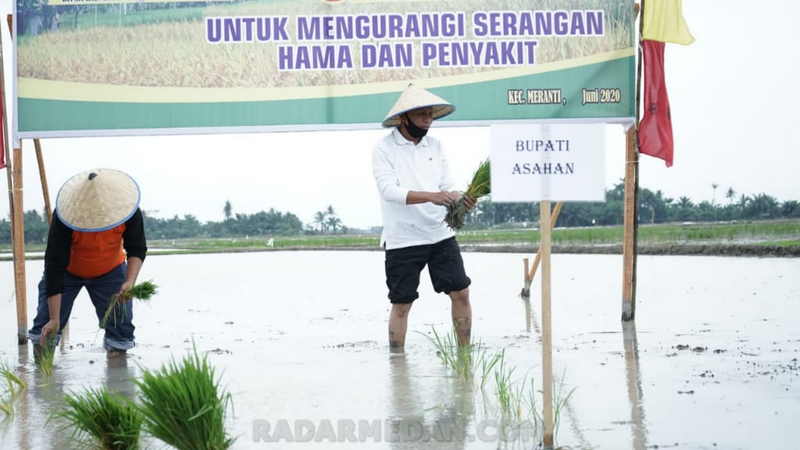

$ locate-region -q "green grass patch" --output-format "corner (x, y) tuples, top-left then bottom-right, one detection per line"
(754, 239), (800, 247)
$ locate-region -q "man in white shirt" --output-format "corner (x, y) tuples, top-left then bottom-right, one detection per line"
(372, 85), (474, 352)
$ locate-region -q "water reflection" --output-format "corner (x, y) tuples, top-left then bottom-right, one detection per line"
(9, 344), (33, 450)
(520, 295), (592, 449)
(388, 354), (473, 450)
(622, 322), (649, 450)
(104, 354), (138, 401)
(21, 344), (70, 450)
(520, 297), (540, 335)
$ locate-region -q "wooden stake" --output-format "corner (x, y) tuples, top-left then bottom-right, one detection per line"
(622, 126), (639, 321)
(2, 21), (28, 344)
(540, 200), (554, 448)
(33, 139), (53, 223)
(12, 146), (28, 344)
(523, 257), (530, 282)
(521, 202), (564, 298)
(521, 257), (532, 297)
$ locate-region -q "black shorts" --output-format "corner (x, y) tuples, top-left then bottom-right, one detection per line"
(384, 237), (471, 304)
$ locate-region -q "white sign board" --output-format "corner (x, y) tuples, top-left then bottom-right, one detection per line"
(490, 124), (606, 202)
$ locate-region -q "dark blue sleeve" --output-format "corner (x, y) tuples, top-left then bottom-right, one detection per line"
(44, 214), (73, 296)
(122, 208), (147, 261)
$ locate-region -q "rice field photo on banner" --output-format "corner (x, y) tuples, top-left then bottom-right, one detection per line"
(14, 0), (635, 138)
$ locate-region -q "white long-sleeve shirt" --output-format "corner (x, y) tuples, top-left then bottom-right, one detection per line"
(372, 128), (455, 250)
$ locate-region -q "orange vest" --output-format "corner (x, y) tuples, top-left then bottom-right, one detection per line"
(66, 224), (127, 279)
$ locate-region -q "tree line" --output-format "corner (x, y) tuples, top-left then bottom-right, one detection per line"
(1, 183), (798, 244)
(464, 182), (800, 228)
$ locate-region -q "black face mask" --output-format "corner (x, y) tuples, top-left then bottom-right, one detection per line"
(403, 113), (429, 139)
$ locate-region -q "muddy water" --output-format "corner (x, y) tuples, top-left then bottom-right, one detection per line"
(0, 252), (798, 449)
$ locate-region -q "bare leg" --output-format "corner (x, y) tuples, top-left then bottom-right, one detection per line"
(388, 303), (413, 352)
(449, 287), (472, 346)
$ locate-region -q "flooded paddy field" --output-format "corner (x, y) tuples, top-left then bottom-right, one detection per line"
(1, 252), (798, 449)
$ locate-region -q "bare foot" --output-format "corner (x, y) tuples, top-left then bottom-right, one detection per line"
(107, 349), (127, 359)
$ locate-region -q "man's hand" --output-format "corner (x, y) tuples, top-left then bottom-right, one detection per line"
(116, 280), (135, 303)
(40, 319), (60, 346)
(428, 191), (460, 206)
(461, 194), (476, 211)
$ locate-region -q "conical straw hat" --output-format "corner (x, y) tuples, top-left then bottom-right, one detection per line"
(382, 85), (455, 127)
(55, 169), (140, 232)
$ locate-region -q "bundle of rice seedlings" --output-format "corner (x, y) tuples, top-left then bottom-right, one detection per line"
(36, 336), (57, 376)
(100, 281), (159, 328)
(135, 348), (235, 450)
(445, 160), (490, 230)
(54, 388), (143, 450)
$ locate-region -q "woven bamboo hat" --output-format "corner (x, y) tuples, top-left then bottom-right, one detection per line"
(382, 85), (455, 127)
(55, 169), (140, 232)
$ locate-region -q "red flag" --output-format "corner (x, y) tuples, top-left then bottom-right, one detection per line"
(639, 40), (673, 167)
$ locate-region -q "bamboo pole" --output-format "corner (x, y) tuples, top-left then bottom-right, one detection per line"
(33, 139), (52, 223)
(521, 201), (564, 298)
(12, 146), (27, 344)
(623, 1), (644, 322)
(622, 127), (639, 321)
(540, 200), (554, 448)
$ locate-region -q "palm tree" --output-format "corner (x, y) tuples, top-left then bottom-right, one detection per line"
(223, 200), (232, 220)
(326, 216), (342, 233)
(725, 187), (736, 204)
(711, 183), (719, 205)
(313, 211), (327, 233)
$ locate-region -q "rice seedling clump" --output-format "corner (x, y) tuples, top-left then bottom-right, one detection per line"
(135, 348), (234, 450)
(445, 160), (490, 229)
(35, 336), (57, 376)
(55, 388), (143, 450)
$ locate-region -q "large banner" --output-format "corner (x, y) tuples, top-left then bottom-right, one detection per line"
(15, 0), (635, 139)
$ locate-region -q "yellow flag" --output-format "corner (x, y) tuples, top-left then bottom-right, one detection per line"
(642, 0), (695, 45)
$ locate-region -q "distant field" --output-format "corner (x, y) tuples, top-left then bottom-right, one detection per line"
(3, 220), (798, 259)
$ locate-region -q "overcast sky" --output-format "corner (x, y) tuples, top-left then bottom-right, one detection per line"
(1, 1), (798, 230)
